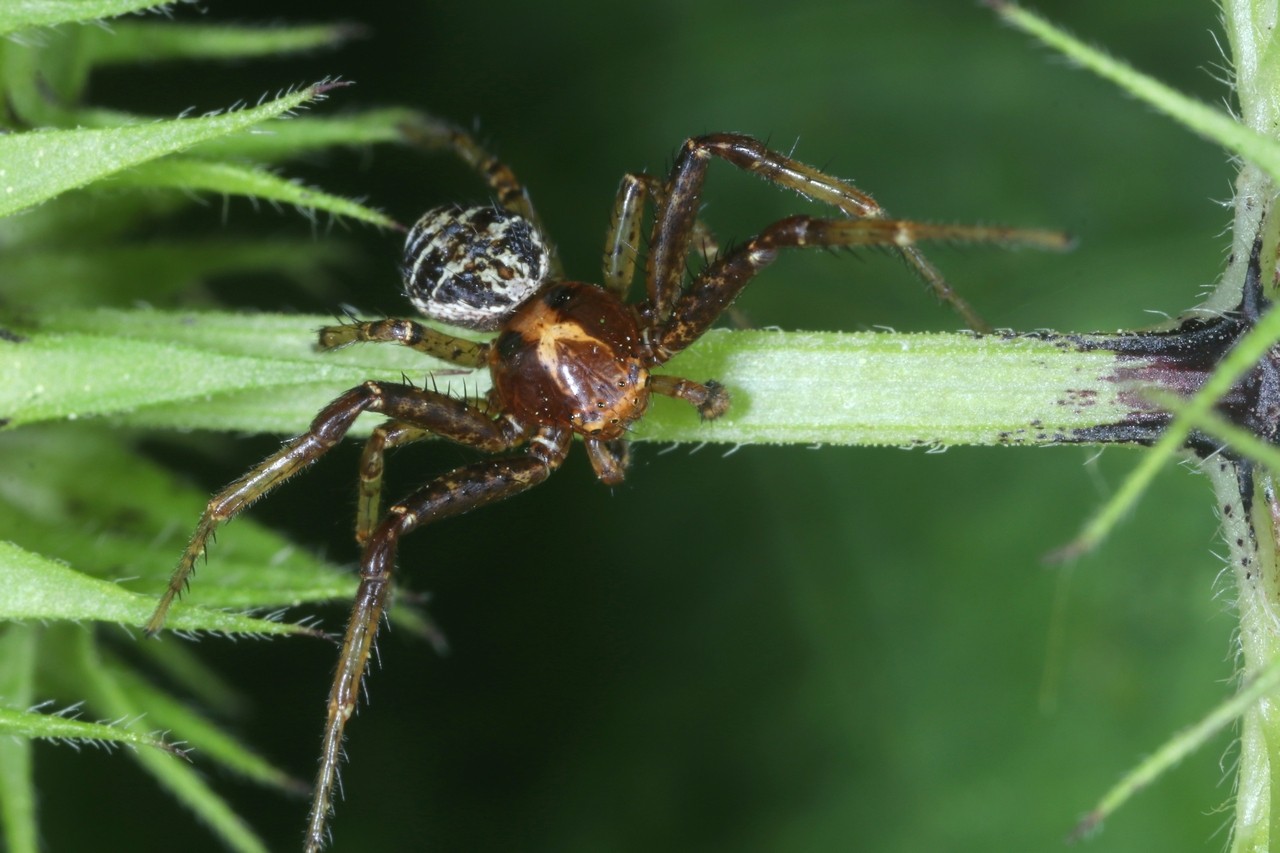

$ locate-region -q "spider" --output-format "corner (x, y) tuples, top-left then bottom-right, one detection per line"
(144, 115), (1068, 851)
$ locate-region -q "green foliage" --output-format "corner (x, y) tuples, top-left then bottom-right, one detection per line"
(993, 3), (1280, 850)
(0, 1), (1275, 851)
(0, 3), (417, 850)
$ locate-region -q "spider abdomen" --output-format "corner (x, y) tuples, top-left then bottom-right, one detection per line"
(490, 282), (649, 440)
(403, 204), (551, 331)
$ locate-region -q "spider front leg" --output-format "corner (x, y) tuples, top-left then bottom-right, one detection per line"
(652, 214), (1072, 362)
(318, 317), (487, 367)
(304, 425), (571, 853)
(603, 172), (721, 301)
(648, 133), (1068, 333)
(144, 383), (516, 634)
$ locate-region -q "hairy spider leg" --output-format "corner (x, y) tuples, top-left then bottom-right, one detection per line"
(647, 133), (1067, 334)
(318, 317), (487, 366)
(304, 425), (571, 853)
(399, 116), (564, 280)
(604, 172), (721, 301)
(316, 321), (496, 544)
(355, 421), (435, 546)
(651, 215), (1072, 363)
(143, 382), (519, 635)
(347, 393), (499, 546)
(648, 374), (731, 420)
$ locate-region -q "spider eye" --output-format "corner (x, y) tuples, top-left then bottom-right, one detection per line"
(402, 204), (551, 331)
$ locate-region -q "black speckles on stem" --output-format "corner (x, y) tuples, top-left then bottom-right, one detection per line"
(1063, 233), (1280, 458)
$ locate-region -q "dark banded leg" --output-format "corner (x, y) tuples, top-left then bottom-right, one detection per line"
(304, 425), (571, 853)
(355, 421), (434, 545)
(603, 172), (720, 305)
(652, 214), (1071, 363)
(648, 133), (1070, 334)
(144, 383), (518, 634)
(649, 374), (730, 419)
(399, 115), (563, 279)
(318, 318), (488, 368)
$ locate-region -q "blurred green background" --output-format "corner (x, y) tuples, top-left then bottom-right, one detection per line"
(34, 1), (1241, 851)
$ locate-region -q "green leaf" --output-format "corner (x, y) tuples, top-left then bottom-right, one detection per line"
(0, 541), (308, 636)
(0, 80), (347, 217)
(115, 157), (400, 229)
(58, 626), (269, 853)
(135, 638), (247, 717)
(0, 426), (362, 614)
(0, 703), (183, 755)
(1071, 656), (1280, 841)
(191, 108), (414, 160)
(988, 2), (1280, 184)
(107, 657), (299, 791)
(0, 189), (188, 248)
(84, 21), (361, 65)
(0, 330), (380, 429)
(0, 0), (178, 36)
(0, 239), (354, 307)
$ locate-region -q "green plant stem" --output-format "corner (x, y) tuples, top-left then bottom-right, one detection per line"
(0, 309), (1161, 446)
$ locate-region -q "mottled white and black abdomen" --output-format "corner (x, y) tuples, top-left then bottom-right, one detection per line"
(403, 205), (551, 331)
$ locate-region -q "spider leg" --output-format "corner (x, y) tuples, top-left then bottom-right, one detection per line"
(648, 133), (1068, 334)
(304, 425), (571, 853)
(355, 421), (434, 546)
(399, 115), (563, 279)
(318, 317), (488, 368)
(649, 374), (730, 420)
(144, 383), (518, 635)
(651, 214), (1069, 363)
(603, 173), (721, 302)
(352, 395), (500, 546)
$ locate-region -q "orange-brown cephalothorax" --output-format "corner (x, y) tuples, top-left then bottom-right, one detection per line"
(489, 281), (650, 440)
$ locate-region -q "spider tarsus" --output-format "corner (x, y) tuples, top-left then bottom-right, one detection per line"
(697, 380), (731, 421)
(317, 324), (356, 350)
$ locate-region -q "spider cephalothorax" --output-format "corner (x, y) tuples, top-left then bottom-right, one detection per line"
(144, 117), (1067, 851)
(489, 280), (651, 444)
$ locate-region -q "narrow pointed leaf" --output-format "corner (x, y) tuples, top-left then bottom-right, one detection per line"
(0, 705), (182, 755)
(1072, 658), (1280, 840)
(84, 21), (360, 65)
(989, 2), (1280, 183)
(63, 628), (268, 853)
(192, 108), (414, 161)
(0, 0), (180, 36)
(0, 239), (354, 307)
(0, 427), (360, 616)
(115, 157), (399, 229)
(0, 81), (346, 217)
(108, 661), (299, 790)
(0, 541), (309, 636)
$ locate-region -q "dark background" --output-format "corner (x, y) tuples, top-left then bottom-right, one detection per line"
(40, 2), (1240, 851)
